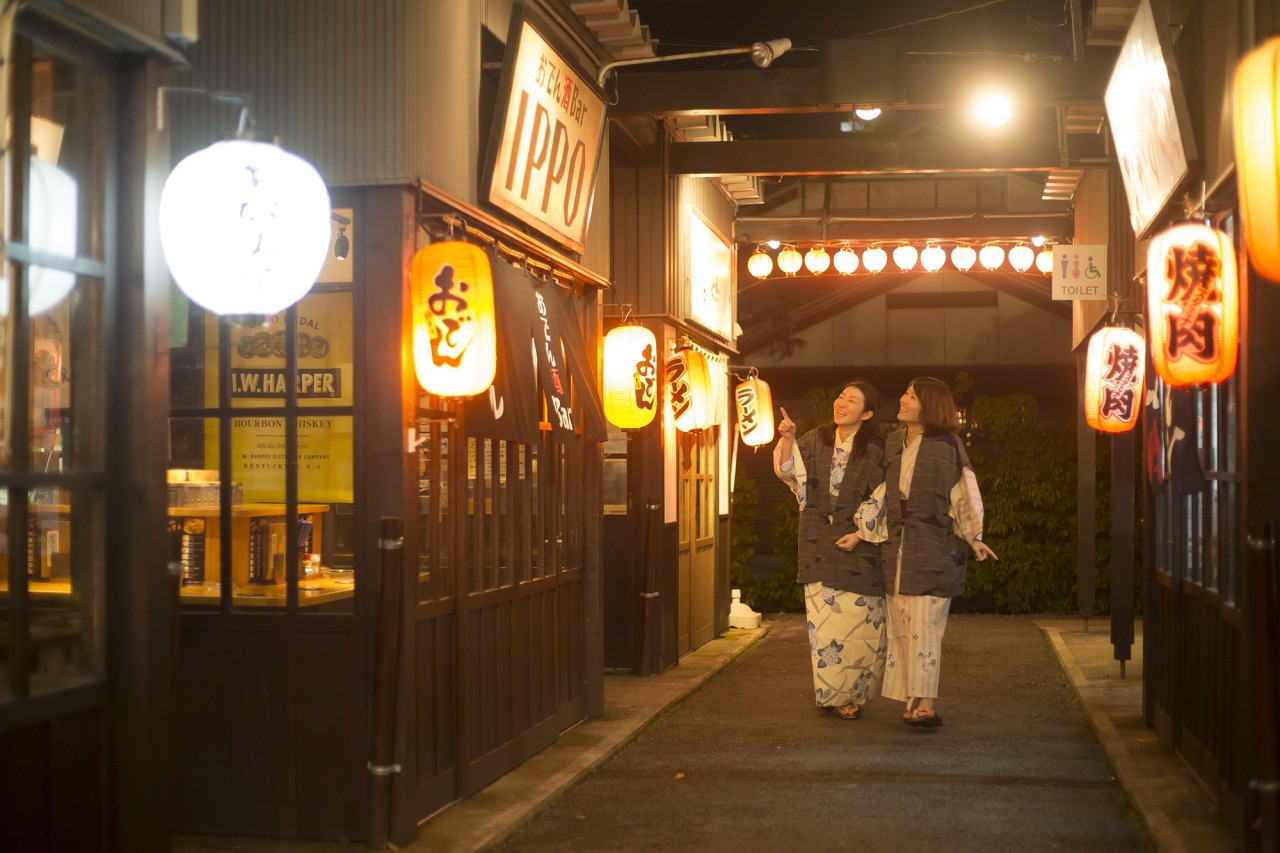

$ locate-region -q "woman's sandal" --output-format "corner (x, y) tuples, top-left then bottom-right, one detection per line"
(837, 704), (862, 720)
(904, 708), (943, 727)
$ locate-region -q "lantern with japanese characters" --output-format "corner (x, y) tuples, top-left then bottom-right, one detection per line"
(603, 324), (659, 429)
(1146, 223), (1239, 387)
(410, 241), (497, 397)
(666, 347), (714, 432)
(1234, 36), (1280, 281)
(1084, 325), (1146, 433)
(735, 374), (775, 447)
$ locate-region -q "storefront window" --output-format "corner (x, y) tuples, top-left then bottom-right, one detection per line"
(0, 32), (112, 707)
(169, 286), (356, 614)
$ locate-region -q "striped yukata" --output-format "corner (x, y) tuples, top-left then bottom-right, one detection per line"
(880, 431), (984, 704)
(775, 427), (887, 709)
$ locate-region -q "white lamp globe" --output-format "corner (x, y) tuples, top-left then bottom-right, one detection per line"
(892, 245), (918, 272)
(979, 244), (1006, 270)
(1036, 247), (1054, 274)
(832, 245), (859, 275)
(160, 139), (332, 316)
(862, 246), (888, 274)
(1, 158), (79, 316)
(1008, 244), (1035, 272)
(920, 244), (946, 272)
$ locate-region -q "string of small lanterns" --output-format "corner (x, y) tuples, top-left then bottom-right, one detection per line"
(746, 241), (1056, 279)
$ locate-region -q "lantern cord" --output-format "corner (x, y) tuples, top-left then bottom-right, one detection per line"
(421, 213), (577, 288)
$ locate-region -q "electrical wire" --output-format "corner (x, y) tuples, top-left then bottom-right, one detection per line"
(856, 0), (1015, 38)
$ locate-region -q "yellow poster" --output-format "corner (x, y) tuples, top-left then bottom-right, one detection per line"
(204, 291), (354, 502)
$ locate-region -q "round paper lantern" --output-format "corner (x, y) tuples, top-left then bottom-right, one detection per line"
(1009, 244), (1035, 273)
(603, 324), (659, 429)
(979, 244), (1006, 270)
(832, 245), (859, 275)
(160, 139), (331, 316)
(777, 246), (803, 275)
(747, 247), (773, 279)
(862, 246), (888, 274)
(0, 158), (78, 316)
(1234, 37), (1280, 282)
(735, 375), (775, 447)
(666, 347), (714, 432)
(804, 246), (831, 275)
(1146, 222), (1239, 387)
(921, 244), (946, 273)
(410, 241), (497, 397)
(892, 245), (919, 272)
(1084, 325), (1146, 433)
(1035, 247), (1054, 274)
(951, 244), (977, 272)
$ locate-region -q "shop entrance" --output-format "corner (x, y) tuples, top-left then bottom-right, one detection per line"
(677, 428), (718, 655)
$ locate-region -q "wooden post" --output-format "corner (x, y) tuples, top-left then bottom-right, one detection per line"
(1077, 352), (1097, 624)
(367, 518), (404, 849)
(1248, 523), (1279, 850)
(1110, 430), (1135, 674)
(637, 501), (660, 676)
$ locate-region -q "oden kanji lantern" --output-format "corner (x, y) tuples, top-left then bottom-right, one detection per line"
(603, 324), (659, 429)
(666, 347), (713, 432)
(1084, 325), (1146, 433)
(735, 375), (775, 447)
(410, 242), (497, 397)
(1146, 223), (1239, 387)
(1234, 37), (1280, 281)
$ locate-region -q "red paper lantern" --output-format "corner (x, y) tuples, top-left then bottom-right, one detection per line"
(1084, 325), (1146, 433)
(1146, 223), (1239, 387)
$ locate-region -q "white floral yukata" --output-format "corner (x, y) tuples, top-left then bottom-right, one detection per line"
(775, 428), (888, 709)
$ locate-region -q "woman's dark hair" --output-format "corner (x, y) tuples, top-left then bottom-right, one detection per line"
(909, 376), (960, 436)
(819, 380), (881, 459)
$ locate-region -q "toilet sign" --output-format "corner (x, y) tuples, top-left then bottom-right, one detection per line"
(1052, 245), (1109, 300)
(485, 8), (607, 254)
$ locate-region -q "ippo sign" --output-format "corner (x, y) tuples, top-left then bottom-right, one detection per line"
(486, 12), (607, 254)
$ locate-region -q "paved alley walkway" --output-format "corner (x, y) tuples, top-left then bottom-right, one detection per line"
(502, 614), (1149, 852)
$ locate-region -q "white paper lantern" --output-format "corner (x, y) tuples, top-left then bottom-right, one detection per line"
(804, 246), (831, 274)
(160, 139), (332, 316)
(920, 244), (946, 273)
(951, 244), (977, 271)
(832, 246), (859, 275)
(979, 245), (1006, 270)
(862, 246), (888, 274)
(1008, 244), (1035, 273)
(1, 158), (78, 316)
(1035, 247), (1054, 274)
(892, 245), (919, 272)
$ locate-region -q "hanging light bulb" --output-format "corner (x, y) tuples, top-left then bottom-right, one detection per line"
(862, 246), (888, 274)
(777, 245), (803, 275)
(854, 107), (882, 121)
(1008, 244), (1035, 273)
(979, 244), (1006, 270)
(767, 239), (781, 250)
(921, 244), (946, 273)
(951, 244), (977, 272)
(892, 244), (918, 272)
(1035, 247), (1054, 274)
(1031, 235), (1046, 247)
(804, 245), (831, 274)
(747, 245), (774, 279)
(833, 244), (859, 275)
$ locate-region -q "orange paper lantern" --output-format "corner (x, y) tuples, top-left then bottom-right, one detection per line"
(666, 347), (714, 432)
(1146, 223), (1239, 387)
(410, 241), (497, 397)
(735, 375), (775, 447)
(603, 324), (659, 429)
(1234, 36), (1280, 281)
(1084, 325), (1146, 433)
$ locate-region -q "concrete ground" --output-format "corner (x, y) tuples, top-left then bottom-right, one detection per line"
(175, 614), (1236, 853)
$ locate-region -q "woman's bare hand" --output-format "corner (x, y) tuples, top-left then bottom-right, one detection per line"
(836, 532), (861, 552)
(972, 540), (998, 561)
(778, 407), (796, 440)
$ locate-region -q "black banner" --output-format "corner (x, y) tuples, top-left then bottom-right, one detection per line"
(463, 256), (541, 445)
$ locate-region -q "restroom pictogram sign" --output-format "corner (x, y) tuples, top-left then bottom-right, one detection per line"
(1052, 244), (1109, 300)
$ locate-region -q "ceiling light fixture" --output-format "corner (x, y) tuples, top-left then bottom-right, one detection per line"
(973, 92), (1013, 127)
(854, 107), (882, 121)
(597, 38), (791, 86)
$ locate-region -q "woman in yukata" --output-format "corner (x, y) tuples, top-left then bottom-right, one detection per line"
(880, 377), (997, 728)
(773, 380), (888, 720)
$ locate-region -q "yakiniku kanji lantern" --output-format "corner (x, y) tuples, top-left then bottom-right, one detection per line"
(1233, 36), (1280, 282)
(1146, 222), (1239, 387)
(1084, 325), (1146, 433)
